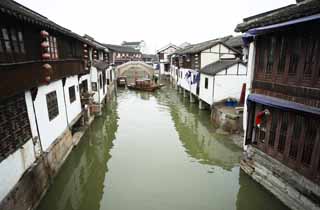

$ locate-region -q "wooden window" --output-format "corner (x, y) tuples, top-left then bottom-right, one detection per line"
(288, 37), (300, 75)
(69, 86), (76, 103)
(2, 28), (12, 53)
(204, 77), (208, 89)
(268, 109), (278, 147)
(46, 91), (59, 121)
(266, 37), (276, 74)
(303, 36), (317, 77)
(99, 74), (103, 89)
(0, 94), (32, 162)
(79, 80), (88, 94)
(277, 37), (287, 74)
(159, 53), (164, 60)
(48, 36), (58, 59)
(289, 115), (303, 160)
(257, 38), (265, 72)
(301, 118), (317, 166)
(278, 112), (289, 153)
(107, 78), (110, 85)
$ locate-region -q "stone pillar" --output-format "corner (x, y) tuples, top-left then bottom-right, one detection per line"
(199, 100), (206, 110)
(190, 93), (196, 103)
(183, 89), (188, 98)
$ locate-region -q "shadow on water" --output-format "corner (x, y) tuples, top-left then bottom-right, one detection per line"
(37, 83), (289, 210)
(37, 99), (119, 210)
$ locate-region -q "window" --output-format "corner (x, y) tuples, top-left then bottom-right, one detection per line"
(46, 91), (59, 121)
(301, 118), (317, 166)
(107, 78), (110, 85)
(277, 37), (287, 74)
(99, 74), (103, 89)
(204, 77), (208, 89)
(303, 35), (317, 77)
(288, 38), (300, 75)
(110, 71), (113, 81)
(69, 86), (76, 103)
(159, 53), (164, 60)
(0, 28), (25, 55)
(0, 94), (32, 162)
(277, 112), (288, 153)
(266, 37), (276, 74)
(289, 115), (303, 159)
(268, 109), (278, 147)
(48, 36), (58, 59)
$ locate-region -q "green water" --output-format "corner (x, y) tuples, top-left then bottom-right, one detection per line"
(37, 85), (289, 210)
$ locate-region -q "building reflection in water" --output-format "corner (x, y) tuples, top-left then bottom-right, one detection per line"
(37, 98), (119, 210)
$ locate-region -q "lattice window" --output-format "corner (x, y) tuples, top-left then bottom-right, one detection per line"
(289, 115), (303, 159)
(288, 37), (301, 75)
(277, 36), (287, 74)
(46, 91), (59, 121)
(301, 118), (317, 166)
(266, 37), (276, 74)
(268, 109), (278, 147)
(48, 36), (58, 59)
(278, 112), (289, 153)
(69, 86), (76, 103)
(0, 94), (32, 162)
(303, 35), (317, 77)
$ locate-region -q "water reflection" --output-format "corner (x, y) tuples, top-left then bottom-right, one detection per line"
(37, 84), (289, 210)
(37, 99), (119, 210)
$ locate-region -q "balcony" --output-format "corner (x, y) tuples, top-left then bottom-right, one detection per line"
(0, 59), (85, 99)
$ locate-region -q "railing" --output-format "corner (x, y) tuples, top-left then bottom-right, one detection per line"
(0, 59), (85, 99)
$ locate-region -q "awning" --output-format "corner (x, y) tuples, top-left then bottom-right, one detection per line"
(247, 93), (320, 117)
(243, 13), (320, 45)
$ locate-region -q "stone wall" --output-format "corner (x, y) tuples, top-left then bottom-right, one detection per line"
(241, 146), (320, 210)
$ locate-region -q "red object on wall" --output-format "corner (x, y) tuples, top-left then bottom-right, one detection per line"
(41, 41), (49, 48)
(40, 30), (49, 38)
(255, 110), (269, 126)
(42, 53), (51, 59)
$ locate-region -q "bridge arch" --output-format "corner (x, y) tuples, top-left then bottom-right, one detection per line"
(116, 61), (155, 84)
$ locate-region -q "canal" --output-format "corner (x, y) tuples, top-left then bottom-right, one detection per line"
(37, 85), (289, 210)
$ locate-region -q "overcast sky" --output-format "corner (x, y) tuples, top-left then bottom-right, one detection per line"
(16, 0), (294, 53)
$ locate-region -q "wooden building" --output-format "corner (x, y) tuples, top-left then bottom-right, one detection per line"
(236, 1), (320, 209)
(103, 43), (142, 66)
(0, 1), (115, 209)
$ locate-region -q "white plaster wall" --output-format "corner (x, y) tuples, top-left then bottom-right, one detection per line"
(79, 74), (92, 93)
(90, 67), (100, 103)
(200, 45), (220, 68)
(0, 139), (35, 202)
(63, 75), (82, 125)
(213, 65), (247, 103)
(33, 80), (68, 151)
(220, 45), (237, 60)
(179, 68), (192, 91)
(25, 91), (40, 139)
(243, 43), (255, 149)
(199, 74), (214, 105)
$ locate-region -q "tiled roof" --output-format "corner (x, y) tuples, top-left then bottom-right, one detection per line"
(0, 0), (88, 44)
(92, 60), (109, 70)
(175, 36), (232, 55)
(199, 59), (245, 76)
(103, 44), (141, 53)
(235, 0), (320, 32)
(225, 35), (243, 48)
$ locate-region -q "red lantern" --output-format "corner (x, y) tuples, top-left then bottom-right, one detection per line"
(84, 55), (88, 59)
(41, 41), (49, 48)
(83, 44), (87, 48)
(42, 53), (51, 59)
(83, 49), (88, 53)
(40, 30), (49, 38)
(45, 76), (51, 83)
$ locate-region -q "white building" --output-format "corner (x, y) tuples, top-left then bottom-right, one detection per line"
(157, 43), (180, 77)
(198, 60), (247, 106)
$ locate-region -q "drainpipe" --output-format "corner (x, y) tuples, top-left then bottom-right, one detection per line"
(62, 80), (70, 129)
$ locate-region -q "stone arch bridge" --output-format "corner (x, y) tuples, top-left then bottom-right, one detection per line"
(116, 61), (155, 84)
